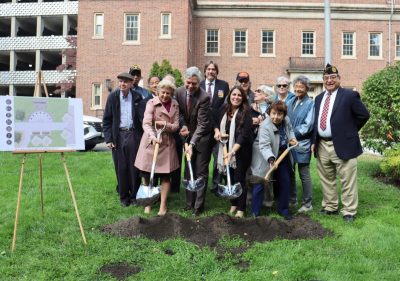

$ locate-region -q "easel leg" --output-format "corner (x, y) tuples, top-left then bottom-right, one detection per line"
(12, 154), (26, 253)
(60, 153), (87, 244)
(39, 154), (44, 216)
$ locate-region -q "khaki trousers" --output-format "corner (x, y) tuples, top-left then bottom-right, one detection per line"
(317, 140), (358, 216)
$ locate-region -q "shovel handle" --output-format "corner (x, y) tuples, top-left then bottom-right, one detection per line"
(152, 142), (160, 163)
(264, 144), (297, 181)
(184, 143), (191, 161)
(223, 144), (229, 165)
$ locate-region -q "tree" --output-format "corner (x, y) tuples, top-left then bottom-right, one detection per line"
(149, 59), (183, 87)
(55, 36), (77, 95)
(361, 62), (400, 153)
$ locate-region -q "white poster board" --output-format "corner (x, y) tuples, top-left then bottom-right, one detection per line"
(0, 96), (84, 151)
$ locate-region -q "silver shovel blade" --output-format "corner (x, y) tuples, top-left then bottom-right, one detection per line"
(183, 177), (205, 192)
(136, 184), (161, 206)
(216, 183), (243, 199)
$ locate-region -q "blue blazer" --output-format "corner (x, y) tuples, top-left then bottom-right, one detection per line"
(312, 87), (370, 160)
(200, 78), (229, 125)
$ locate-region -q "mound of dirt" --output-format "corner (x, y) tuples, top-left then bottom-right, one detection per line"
(100, 263), (141, 281)
(101, 213), (331, 248)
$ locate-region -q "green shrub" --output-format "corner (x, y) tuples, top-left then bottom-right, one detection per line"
(380, 144), (400, 180)
(149, 59), (183, 87)
(362, 62), (400, 153)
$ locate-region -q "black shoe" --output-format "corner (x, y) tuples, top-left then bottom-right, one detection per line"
(130, 198), (138, 206)
(183, 206), (193, 212)
(192, 209), (202, 217)
(284, 214), (293, 221)
(343, 215), (355, 222)
(319, 209), (339, 215)
(120, 200), (130, 207)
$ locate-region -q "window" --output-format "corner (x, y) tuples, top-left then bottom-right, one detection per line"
(92, 83), (102, 108)
(160, 13), (171, 38)
(342, 32), (355, 57)
(124, 14), (140, 43)
(93, 13), (104, 38)
(205, 29), (219, 54)
(369, 32), (382, 58)
(261, 30), (274, 56)
(396, 33), (400, 58)
(302, 31), (315, 56)
(234, 29), (247, 55)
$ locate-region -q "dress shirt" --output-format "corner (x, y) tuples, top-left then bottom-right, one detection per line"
(317, 89), (338, 138)
(119, 90), (133, 129)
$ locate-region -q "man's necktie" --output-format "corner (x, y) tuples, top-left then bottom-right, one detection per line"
(207, 83), (212, 98)
(320, 93), (331, 131)
(186, 93), (191, 113)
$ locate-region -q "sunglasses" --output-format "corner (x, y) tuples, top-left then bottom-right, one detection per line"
(238, 79), (249, 83)
(276, 84), (288, 88)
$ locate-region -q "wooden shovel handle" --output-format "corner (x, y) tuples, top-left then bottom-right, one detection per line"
(184, 143), (191, 161)
(223, 144), (229, 165)
(152, 142), (160, 163)
(264, 146), (293, 181)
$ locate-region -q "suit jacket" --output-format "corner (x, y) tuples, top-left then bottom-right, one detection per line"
(312, 87), (370, 160)
(200, 79), (229, 125)
(103, 88), (149, 147)
(175, 86), (213, 151)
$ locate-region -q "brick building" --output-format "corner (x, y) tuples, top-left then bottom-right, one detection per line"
(75, 0), (399, 115)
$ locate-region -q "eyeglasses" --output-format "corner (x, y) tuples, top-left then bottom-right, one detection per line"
(323, 74), (338, 81)
(255, 89), (262, 93)
(276, 84), (288, 88)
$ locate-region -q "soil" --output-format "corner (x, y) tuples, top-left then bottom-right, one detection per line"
(99, 263), (141, 281)
(100, 213), (332, 279)
(374, 172), (400, 188)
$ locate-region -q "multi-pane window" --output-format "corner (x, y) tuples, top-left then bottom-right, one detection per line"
(125, 14), (139, 42)
(369, 32), (382, 57)
(261, 30), (274, 55)
(206, 29), (219, 54)
(92, 83), (102, 107)
(342, 32), (355, 57)
(234, 30), (247, 54)
(161, 13), (171, 37)
(302, 31), (315, 56)
(93, 13), (104, 37)
(396, 33), (400, 58)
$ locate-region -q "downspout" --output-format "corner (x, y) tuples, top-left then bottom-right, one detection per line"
(388, 0), (394, 65)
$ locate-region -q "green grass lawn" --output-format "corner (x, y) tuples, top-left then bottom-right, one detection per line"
(0, 151), (399, 281)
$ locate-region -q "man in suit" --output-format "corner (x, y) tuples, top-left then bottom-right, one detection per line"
(176, 66), (213, 216)
(311, 64), (370, 222)
(103, 72), (149, 207)
(199, 60), (229, 193)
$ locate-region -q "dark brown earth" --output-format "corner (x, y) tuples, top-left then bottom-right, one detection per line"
(100, 213), (332, 279)
(374, 172), (400, 188)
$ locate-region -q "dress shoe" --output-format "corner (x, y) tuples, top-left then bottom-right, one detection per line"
(120, 200), (130, 207)
(192, 209), (202, 217)
(319, 209), (339, 215)
(284, 214), (294, 221)
(343, 215), (355, 222)
(183, 206), (193, 212)
(130, 198), (138, 206)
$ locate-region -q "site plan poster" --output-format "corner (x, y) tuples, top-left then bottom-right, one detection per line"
(0, 96), (84, 151)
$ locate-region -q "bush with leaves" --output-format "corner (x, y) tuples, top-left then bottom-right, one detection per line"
(149, 59), (183, 87)
(361, 62), (400, 153)
(380, 143), (400, 180)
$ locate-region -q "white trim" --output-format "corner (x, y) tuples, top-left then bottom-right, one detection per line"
(205, 28), (220, 55)
(93, 13), (104, 39)
(368, 32), (382, 59)
(301, 31), (316, 57)
(341, 31), (356, 59)
(91, 83), (102, 109)
(123, 13), (140, 44)
(260, 29), (275, 57)
(233, 29), (248, 56)
(159, 12), (172, 39)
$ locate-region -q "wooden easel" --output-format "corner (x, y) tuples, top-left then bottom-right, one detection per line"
(34, 70), (49, 98)
(11, 72), (86, 253)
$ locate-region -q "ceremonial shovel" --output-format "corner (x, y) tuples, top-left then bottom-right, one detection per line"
(182, 141), (205, 192)
(136, 121), (166, 206)
(264, 143), (298, 182)
(216, 134), (243, 199)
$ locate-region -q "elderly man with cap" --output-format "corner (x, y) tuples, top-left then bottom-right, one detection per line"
(235, 71), (255, 104)
(129, 64), (151, 99)
(103, 72), (150, 207)
(311, 64), (370, 222)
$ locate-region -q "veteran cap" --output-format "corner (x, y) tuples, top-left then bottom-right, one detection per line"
(117, 72), (133, 81)
(129, 64), (142, 76)
(323, 63), (339, 75)
(236, 71), (250, 82)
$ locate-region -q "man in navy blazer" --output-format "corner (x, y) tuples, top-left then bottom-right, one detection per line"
(311, 64), (370, 222)
(200, 61), (230, 193)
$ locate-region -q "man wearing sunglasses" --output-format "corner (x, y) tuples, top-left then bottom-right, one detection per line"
(311, 64), (370, 223)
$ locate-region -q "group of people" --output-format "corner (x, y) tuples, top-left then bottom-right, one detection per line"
(102, 61), (370, 222)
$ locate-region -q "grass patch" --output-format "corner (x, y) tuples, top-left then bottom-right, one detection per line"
(0, 152), (399, 280)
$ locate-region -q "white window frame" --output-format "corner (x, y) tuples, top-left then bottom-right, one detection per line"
(233, 29), (248, 56)
(205, 29), (220, 55)
(123, 13), (140, 45)
(93, 13), (104, 39)
(260, 29), (275, 57)
(160, 12), (171, 39)
(342, 31), (356, 59)
(396, 33), (400, 60)
(91, 83), (102, 109)
(301, 31), (316, 57)
(368, 32), (382, 59)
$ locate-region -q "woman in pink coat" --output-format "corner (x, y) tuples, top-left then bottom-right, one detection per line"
(135, 79), (180, 215)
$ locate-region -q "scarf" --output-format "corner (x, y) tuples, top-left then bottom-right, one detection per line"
(217, 109), (238, 174)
